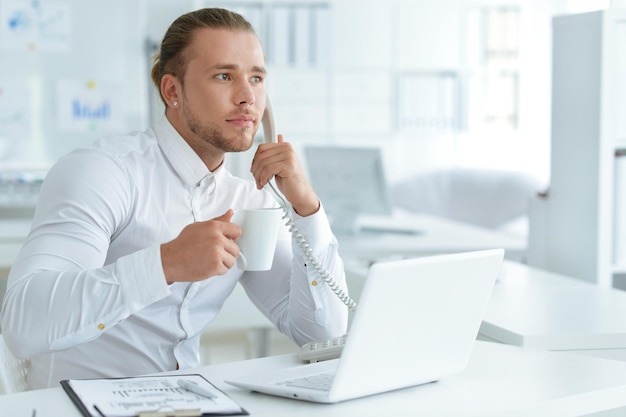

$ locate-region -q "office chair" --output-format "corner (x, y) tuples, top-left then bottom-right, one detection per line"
(391, 168), (545, 236)
(0, 334), (29, 394)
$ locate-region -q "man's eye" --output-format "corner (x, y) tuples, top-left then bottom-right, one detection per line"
(216, 74), (230, 81)
(251, 76), (262, 84)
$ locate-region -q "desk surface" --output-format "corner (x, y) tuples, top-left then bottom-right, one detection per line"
(336, 213), (526, 262)
(480, 261), (626, 351)
(2, 341), (626, 416)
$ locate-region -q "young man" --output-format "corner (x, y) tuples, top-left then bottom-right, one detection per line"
(0, 8), (349, 389)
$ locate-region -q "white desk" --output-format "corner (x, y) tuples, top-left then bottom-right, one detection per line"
(2, 341), (626, 416)
(336, 213), (527, 264)
(346, 260), (626, 362)
(479, 261), (626, 360)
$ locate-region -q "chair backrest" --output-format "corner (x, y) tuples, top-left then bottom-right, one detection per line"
(0, 334), (29, 394)
(391, 168), (545, 229)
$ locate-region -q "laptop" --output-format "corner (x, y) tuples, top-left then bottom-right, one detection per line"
(225, 248), (504, 403)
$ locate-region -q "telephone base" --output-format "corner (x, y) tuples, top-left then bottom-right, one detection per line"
(299, 335), (347, 363)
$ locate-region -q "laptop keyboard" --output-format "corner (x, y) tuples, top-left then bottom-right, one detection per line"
(277, 372), (335, 391)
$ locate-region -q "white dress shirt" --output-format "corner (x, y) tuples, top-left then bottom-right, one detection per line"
(0, 116), (348, 389)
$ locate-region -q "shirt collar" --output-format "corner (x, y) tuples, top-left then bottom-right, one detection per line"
(154, 115), (227, 187)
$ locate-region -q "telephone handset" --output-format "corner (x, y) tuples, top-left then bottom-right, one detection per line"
(260, 97), (357, 312)
(262, 96), (277, 145)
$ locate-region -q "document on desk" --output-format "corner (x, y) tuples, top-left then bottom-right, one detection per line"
(60, 373), (248, 417)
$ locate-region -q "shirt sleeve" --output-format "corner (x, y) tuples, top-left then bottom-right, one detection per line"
(239, 203), (350, 346)
(0, 149), (171, 358)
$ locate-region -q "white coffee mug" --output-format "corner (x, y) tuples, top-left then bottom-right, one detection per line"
(231, 208), (283, 271)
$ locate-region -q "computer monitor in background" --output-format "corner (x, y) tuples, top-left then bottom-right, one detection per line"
(304, 146), (393, 234)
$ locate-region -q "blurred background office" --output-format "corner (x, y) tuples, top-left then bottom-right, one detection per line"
(0, 0), (607, 212)
(0, 0), (622, 360)
(3, 0), (603, 181)
(0, 0), (614, 286)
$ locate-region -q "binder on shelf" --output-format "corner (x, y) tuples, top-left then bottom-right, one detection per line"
(312, 5), (331, 68)
(294, 6), (311, 67)
(270, 5), (290, 67)
(268, 3), (330, 68)
(60, 373), (248, 417)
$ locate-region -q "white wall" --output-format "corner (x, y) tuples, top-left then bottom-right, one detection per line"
(0, 0), (613, 187)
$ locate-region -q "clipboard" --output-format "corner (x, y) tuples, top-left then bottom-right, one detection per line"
(60, 373), (248, 417)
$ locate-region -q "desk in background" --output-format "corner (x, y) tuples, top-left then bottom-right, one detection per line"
(337, 212), (527, 264)
(2, 341), (626, 416)
(479, 260), (626, 361)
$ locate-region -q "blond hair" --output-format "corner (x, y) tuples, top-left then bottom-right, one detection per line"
(150, 8), (256, 104)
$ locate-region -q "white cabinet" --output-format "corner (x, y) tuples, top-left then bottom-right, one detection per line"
(529, 9), (626, 287)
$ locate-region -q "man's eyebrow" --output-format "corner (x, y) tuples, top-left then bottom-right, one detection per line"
(252, 65), (267, 74)
(211, 64), (267, 74)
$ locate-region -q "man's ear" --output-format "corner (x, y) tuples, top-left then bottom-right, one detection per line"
(161, 74), (181, 108)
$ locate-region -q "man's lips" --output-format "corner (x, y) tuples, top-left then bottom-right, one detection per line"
(227, 115), (255, 128)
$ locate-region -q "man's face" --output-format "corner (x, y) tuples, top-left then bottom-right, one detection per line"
(178, 27), (267, 153)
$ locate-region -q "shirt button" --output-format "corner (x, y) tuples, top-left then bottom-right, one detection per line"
(311, 280), (318, 287)
(98, 323), (105, 330)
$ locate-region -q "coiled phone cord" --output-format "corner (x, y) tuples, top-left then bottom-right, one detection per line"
(266, 180), (357, 311)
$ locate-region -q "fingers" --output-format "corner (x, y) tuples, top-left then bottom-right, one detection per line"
(250, 139), (319, 213)
(212, 209), (240, 240)
(250, 140), (295, 189)
(161, 211), (242, 284)
(215, 209), (234, 223)
(218, 236), (240, 270)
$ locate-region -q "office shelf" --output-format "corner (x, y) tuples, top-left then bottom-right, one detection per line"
(529, 9), (626, 287)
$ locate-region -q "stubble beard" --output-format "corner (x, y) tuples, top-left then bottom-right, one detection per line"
(183, 104), (255, 153)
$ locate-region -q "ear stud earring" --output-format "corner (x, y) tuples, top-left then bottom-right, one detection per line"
(172, 101), (178, 107)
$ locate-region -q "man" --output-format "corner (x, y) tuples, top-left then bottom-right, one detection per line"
(0, 8), (348, 389)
